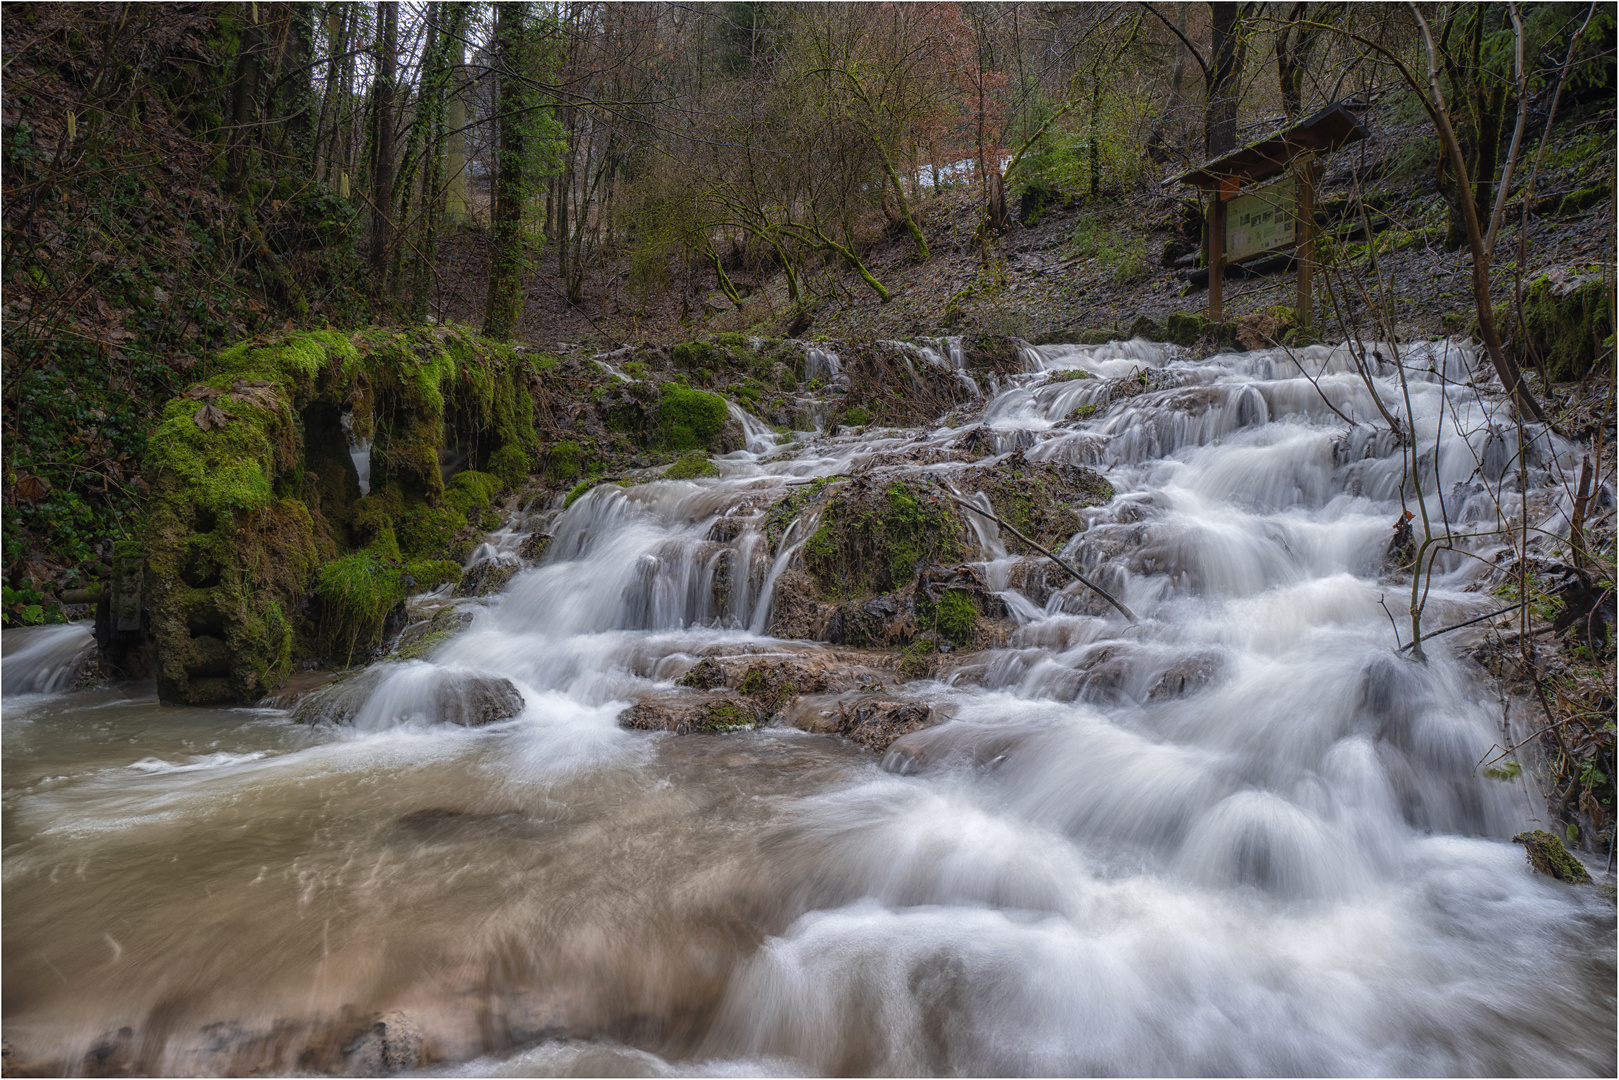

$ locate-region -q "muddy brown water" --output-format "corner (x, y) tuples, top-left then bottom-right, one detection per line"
(4, 338), (1615, 1076)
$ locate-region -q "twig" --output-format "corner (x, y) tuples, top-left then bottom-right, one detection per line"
(944, 492), (1137, 623)
(1378, 593), (1402, 647)
(1396, 601), (1525, 654)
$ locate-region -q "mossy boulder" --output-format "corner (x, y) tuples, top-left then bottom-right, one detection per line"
(1164, 312), (1208, 346)
(139, 327), (541, 704)
(1164, 312), (1241, 349)
(954, 455), (1115, 552)
(1513, 830), (1592, 883)
(666, 453), (720, 480)
(764, 459), (1113, 650)
(656, 385), (730, 452)
(803, 480), (967, 598)
(1515, 271), (1611, 382)
(1128, 316), (1164, 340)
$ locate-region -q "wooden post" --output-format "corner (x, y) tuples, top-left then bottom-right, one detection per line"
(1294, 153), (1317, 327)
(1208, 188), (1228, 321)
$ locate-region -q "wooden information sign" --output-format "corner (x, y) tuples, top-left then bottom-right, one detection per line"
(1167, 104), (1368, 327)
(1226, 177), (1296, 263)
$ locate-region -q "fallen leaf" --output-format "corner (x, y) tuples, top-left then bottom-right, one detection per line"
(193, 402), (236, 430)
(228, 379), (278, 410)
(15, 475), (51, 502)
(183, 383), (225, 400)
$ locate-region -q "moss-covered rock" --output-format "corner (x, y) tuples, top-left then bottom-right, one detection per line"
(803, 480), (967, 597)
(139, 327), (540, 703)
(666, 453), (720, 480)
(656, 385), (730, 452)
(618, 692), (763, 734)
(1516, 271), (1611, 383)
(1164, 312), (1208, 346)
(954, 454), (1115, 551)
(1513, 829), (1592, 883)
(1129, 316), (1164, 340)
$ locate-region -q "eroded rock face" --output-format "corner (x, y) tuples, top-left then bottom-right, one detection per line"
(833, 699), (935, 755)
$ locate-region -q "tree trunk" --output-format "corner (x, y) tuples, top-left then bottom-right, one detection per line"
(445, 56), (471, 224)
(228, 1), (264, 183)
(483, 3), (528, 341)
(369, 1), (398, 278)
(1205, 2), (1243, 159)
(282, 3), (315, 162)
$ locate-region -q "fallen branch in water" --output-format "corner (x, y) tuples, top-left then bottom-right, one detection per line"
(944, 492), (1138, 623)
(1397, 601), (1526, 654)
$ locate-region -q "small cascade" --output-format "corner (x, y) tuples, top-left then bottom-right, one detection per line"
(899, 337), (980, 397)
(1, 622), (95, 696)
(727, 401), (780, 456)
(803, 346), (842, 382)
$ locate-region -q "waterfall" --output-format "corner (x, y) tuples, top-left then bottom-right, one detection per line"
(2, 337), (1611, 1077)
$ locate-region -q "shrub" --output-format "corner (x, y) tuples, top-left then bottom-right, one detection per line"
(934, 590), (977, 645)
(545, 440), (584, 482)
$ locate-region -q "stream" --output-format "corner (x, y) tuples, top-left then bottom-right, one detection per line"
(3, 338), (1614, 1076)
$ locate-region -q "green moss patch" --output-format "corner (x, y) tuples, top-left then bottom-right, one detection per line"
(545, 440), (585, 483)
(698, 699), (755, 733)
(1516, 274), (1611, 383)
(1513, 829), (1592, 883)
(954, 457), (1113, 552)
(443, 470), (501, 519)
(931, 589), (978, 645)
(804, 481), (967, 597)
(666, 453), (720, 480)
(656, 385), (729, 452)
(397, 505), (466, 557)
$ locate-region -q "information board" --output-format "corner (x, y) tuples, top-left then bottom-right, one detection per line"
(1226, 177), (1296, 262)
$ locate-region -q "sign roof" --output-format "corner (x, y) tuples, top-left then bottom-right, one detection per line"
(1167, 103), (1369, 190)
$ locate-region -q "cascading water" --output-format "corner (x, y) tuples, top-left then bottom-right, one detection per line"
(3, 338), (1613, 1076)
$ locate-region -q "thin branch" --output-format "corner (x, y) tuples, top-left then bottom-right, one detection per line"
(944, 492), (1138, 623)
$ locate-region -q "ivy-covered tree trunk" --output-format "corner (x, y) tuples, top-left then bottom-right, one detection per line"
(369, 1), (398, 280)
(484, 3), (529, 341)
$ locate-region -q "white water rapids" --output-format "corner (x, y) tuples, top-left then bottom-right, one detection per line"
(2, 338), (1613, 1076)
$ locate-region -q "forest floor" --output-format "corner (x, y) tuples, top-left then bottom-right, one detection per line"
(431, 102), (1615, 366)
